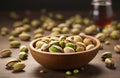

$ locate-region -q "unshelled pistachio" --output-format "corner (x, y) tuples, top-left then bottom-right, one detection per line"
(10, 40), (21, 48)
(0, 49), (12, 58)
(13, 62), (26, 72)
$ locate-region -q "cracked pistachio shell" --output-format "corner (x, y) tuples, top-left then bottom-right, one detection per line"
(13, 62), (26, 72)
(76, 42), (86, 48)
(6, 59), (21, 69)
(83, 38), (93, 46)
(49, 41), (59, 46)
(64, 47), (75, 53)
(101, 52), (112, 61)
(86, 44), (95, 50)
(84, 25), (97, 35)
(49, 45), (63, 53)
(76, 46), (85, 52)
(0, 49), (12, 58)
(41, 37), (50, 43)
(10, 40), (21, 48)
(34, 33), (43, 39)
(95, 33), (106, 42)
(114, 45), (120, 53)
(35, 41), (45, 48)
(59, 40), (65, 48)
(73, 35), (83, 42)
(40, 43), (49, 51)
(19, 32), (31, 41)
(19, 52), (28, 60)
(11, 30), (20, 37)
(13, 21), (23, 28)
(59, 35), (66, 41)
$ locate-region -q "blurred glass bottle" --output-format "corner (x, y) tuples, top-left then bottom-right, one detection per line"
(91, 0), (113, 31)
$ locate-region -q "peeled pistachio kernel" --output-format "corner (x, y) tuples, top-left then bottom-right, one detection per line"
(105, 40), (110, 45)
(34, 28), (44, 35)
(73, 35), (83, 42)
(6, 59), (21, 69)
(23, 24), (31, 31)
(95, 33), (106, 42)
(66, 71), (72, 75)
(19, 52), (28, 60)
(62, 27), (69, 34)
(110, 30), (120, 39)
(114, 45), (120, 53)
(83, 38), (93, 46)
(101, 52), (112, 61)
(20, 45), (28, 53)
(49, 45), (63, 53)
(59, 40), (65, 48)
(71, 28), (80, 35)
(0, 49), (12, 58)
(19, 32), (31, 41)
(105, 58), (115, 68)
(86, 44), (95, 50)
(73, 69), (79, 74)
(64, 47), (75, 53)
(8, 36), (15, 41)
(65, 43), (76, 50)
(31, 20), (41, 28)
(35, 41), (45, 48)
(13, 62), (26, 72)
(10, 40), (21, 48)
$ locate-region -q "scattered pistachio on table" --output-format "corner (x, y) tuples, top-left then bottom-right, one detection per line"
(84, 25), (97, 35)
(6, 59), (21, 69)
(23, 24), (31, 31)
(19, 32), (31, 41)
(13, 21), (23, 28)
(0, 49), (12, 58)
(20, 45), (28, 53)
(10, 40), (21, 48)
(95, 33), (106, 42)
(8, 36), (15, 41)
(19, 52), (28, 60)
(9, 12), (19, 20)
(105, 40), (110, 45)
(1, 27), (9, 36)
(114, 45), (120, 53)
(105, 58), (115, 68)
(110, 30), (120, 40)
(13, 62), (26, 72)
(101, 52), (112, 61)
(31, 20), (41, 28)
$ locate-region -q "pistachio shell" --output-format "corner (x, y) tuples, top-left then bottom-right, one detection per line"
(35, 41), (45, 48)
(65, 43), (76, 50)
(49, 45), (63, 53)
(19, 32), (31, 41)
(83, 38), (93, 46)
(19, 52), (28, 60)
(105, 58), (115, 68)
(40, 43), (49, 51)
(101, 52), (112, 61)
(95, 33), (106, 42)
(6, 59), (21, 69)
(31, 20), (41, 28)
(13, 62), (26, 72)
(34, 33), (43, 39)
(64, 47), (75, 53)
(114, 45), (120, 53)
(20, 45), (28, 53)
(86, 44), (95, 50)
(0, 49), (12, 58)
(73, 35), (83, 42)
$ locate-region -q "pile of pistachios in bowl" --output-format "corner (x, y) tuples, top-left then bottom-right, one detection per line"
(34, 34), (96, 53)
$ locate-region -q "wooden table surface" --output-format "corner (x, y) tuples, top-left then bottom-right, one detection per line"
(0, 11), (120, 78)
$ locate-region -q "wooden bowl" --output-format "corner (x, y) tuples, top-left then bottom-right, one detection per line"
(29, 34), (100, 70)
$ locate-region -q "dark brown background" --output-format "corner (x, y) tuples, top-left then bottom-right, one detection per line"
(0, 0), (120, 11)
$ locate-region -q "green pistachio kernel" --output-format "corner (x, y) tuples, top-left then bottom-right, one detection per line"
(101, 52), (112, 61)
(20, 45), (28, 53)
(59, 40), (65, 48)
(49, 45), (63, 53)
(73, 69), (79, 74)
(13, 62), (26, 72)
(65, 43), (76, 50)
(66, 71), (72, 75)
(10, 40), (21, 48)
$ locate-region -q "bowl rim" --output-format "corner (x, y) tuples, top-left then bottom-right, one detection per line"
(29, 34), (101, 55)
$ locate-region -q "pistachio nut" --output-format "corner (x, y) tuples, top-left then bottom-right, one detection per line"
(101, 52), (112, 61)
(62, 27), (69, 34)
(22, 18), (29, 24)
(58, 23), (67, 28)
(64, 47), (75, 53)
(9, 12), (19, 20)
(34, 33), (43, 39)
(20, 45), (28, 53)
(55, 13), (63, 20)
(72, 24), (82, 30)
(66, 71), (72, 75)
(19, 52), (28, 60)
(84, 25), (97, 35)
(11, 30), (20, 37)
(49, 41), (59, 46)
(50, 36), (59, 41)
(8, 36), (15, 41)
(23, 24), (31, 31)
(105, 58), (115, 68)
(59, 35), (66, 41)
(40, 43), (49, 51)
(35, 41), (45, 49)
(59, 40), (65, 48)
(0, 49), (12, 58)
(71, 28), (80, 35)
(6, 59), (21, 69)
(73, 35), (83, 42)
(13, 62), (26, 72)
(110, 30), (120, 39)
(76, 46), (85, 52)
(86, 44), (95, 50)
(114, 45), (120, 53)
(34, 28), (44, 35)
(105, 40), (110, 45)
(76, 42), (86, 48)
(95, 33), (106, 42)
(13, 21), (23, 28)
(52, 28), (61, 33)
(49, 45), (63, 53)
(83, 38), (93, 46)
(42, 37), (50, 43)
(10, 40), (21, 48)
(83, 18), (90, 25)
(65, 43), (76, 50)
(15, 27), (25, 33)
(31, 20), (41, 28)
(73, 69), (79, 74)
(19, 32), (31, 41)
(1, 27), (9, 36)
